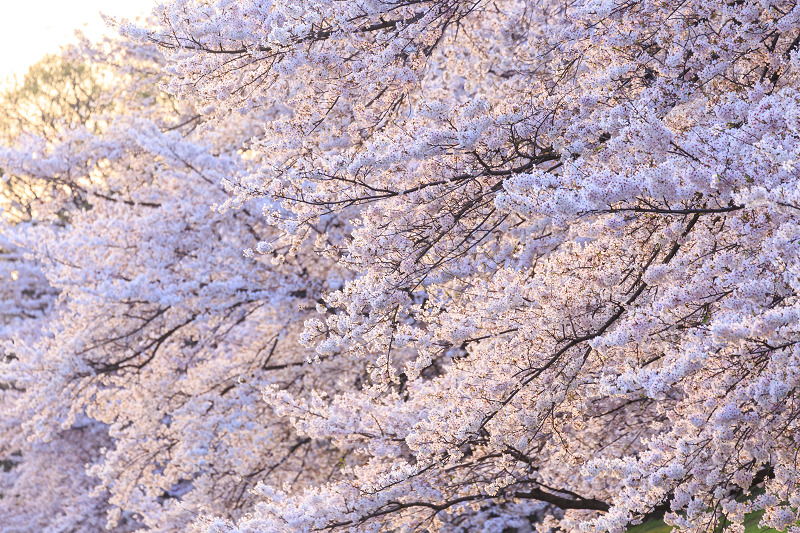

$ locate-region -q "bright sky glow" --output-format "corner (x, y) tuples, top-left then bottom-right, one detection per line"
(0, 0), (156, 80)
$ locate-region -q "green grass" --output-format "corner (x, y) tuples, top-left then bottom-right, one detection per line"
(626, 509), (779, 533)
(626, 518), (674, 533)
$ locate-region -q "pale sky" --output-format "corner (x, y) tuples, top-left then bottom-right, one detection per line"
(0, 0), (157, 80)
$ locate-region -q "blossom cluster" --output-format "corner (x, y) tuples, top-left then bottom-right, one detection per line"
(3, 0), (800, 532)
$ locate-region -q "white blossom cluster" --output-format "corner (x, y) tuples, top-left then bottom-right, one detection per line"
(3, 0), (800, 532)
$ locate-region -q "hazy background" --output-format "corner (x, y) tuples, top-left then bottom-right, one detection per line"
(0, 0), (155, 80)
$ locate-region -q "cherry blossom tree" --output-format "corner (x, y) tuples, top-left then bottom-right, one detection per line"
(1, 37), (350, 531)
(130, 0), (800, 531)
(5, 0), (800, 532)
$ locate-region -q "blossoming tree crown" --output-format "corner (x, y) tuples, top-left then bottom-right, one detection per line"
(2, 0), (800, 532)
